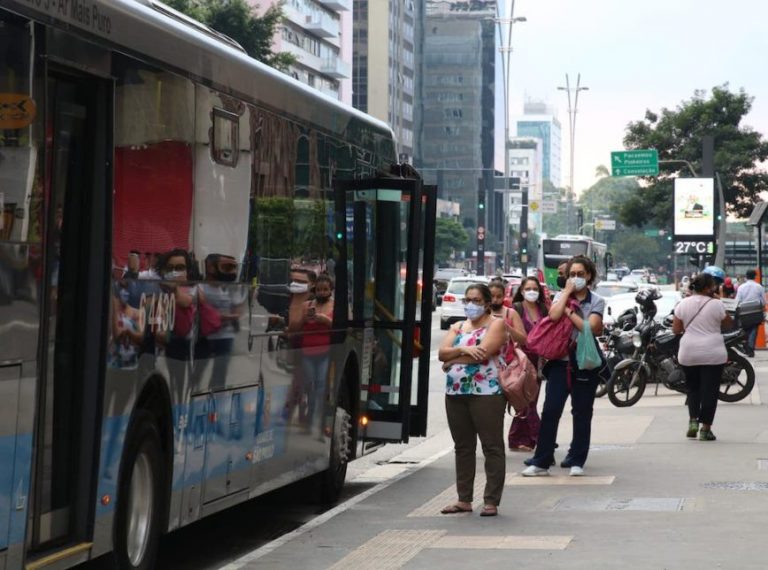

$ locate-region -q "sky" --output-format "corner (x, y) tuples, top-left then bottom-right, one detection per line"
(495, 0), (768, 195)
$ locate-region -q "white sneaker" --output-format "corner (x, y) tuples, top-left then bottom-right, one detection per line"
(521, 465), (550, 477)
(569, 466), (584, 477)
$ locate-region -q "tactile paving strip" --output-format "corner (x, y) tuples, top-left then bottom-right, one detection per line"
(407, 475), (487, 517)
(430, 535), (573, 550)
(552, 497), (686, 512)
(506, 474), (616, 486)
(329, 529), (447, 570)
(703, 481), (768, 491)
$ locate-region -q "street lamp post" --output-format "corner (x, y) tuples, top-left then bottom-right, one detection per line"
(558, 73), (588, 234)
(496, 0), (526, 271)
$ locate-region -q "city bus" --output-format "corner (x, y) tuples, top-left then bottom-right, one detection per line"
(0, 2), (435, 569)
(542, 235), (609, 291)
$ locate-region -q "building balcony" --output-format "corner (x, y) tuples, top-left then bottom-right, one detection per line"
(321, 57), (350, 79)
(304, 12), (339, 38)
(316, 0), (351, 11)
(281, 42), (324, 73)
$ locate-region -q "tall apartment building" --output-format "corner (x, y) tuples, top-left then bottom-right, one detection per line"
(415, 0), (496, 234)
(506, 137), (542, 232)
(516, 100), (562, 188)
(253, 0), (352, 102)
(352, 0), (417, 161)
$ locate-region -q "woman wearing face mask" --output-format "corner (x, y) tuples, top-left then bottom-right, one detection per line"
(438, 283), (508, 517)
(300, 274), (335, 437)
(157, 248), (199, 353)
(672, 273), (732, 441)
(488, 281), (527, 345)
(522, 255), (605, 477)
(506, 277), (548, 452)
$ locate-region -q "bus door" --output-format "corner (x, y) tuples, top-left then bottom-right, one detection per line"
(336, 177), (433, 443)
(28, 68), (110, 554)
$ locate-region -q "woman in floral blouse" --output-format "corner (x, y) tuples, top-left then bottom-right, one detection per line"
(438, 283), (507, 517)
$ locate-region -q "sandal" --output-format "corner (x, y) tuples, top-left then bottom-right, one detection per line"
(480, 505), (498, 517)
(441, 503), (473, 514)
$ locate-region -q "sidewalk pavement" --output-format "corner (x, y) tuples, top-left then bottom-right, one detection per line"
(224, 353), (768, 570)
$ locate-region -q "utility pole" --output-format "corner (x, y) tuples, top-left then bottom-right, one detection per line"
(558, 73), (589, 234)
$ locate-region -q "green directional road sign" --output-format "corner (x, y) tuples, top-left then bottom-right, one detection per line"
(611, 149), (659, 176)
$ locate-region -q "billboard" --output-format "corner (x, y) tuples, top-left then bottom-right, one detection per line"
(673, 178), (714, 238)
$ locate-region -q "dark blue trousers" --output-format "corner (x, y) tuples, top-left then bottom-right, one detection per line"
(531, 359), (598, 469)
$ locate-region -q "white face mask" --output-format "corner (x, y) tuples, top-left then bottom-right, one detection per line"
(523, 290), (539, 303)
(464, 302), (486, 320)
(164, 270), (185, 280)
(289, 282), (309, 294)
(572, 277), (587, 291)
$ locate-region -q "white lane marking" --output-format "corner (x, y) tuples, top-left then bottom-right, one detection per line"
(217, 445), (454, 569)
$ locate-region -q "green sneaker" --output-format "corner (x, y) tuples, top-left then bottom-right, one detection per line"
(686, 421), (699, 438)
(699, 428), (716, 441)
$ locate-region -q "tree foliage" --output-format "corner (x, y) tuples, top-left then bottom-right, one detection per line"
(164, 0), (296, 71)
(434, 218), (469, 265)
(578, 176), (640, 222)
(619, 84), (768, 227)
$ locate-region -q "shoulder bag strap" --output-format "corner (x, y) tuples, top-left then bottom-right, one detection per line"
(684, 298), (713, 330)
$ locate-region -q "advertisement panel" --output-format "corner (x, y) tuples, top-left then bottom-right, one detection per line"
(673, 178), (714, 238)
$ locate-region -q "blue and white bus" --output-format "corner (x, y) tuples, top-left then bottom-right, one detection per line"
(0, 2), (435, 568)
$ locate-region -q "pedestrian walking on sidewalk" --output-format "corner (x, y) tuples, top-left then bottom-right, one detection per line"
(735, 269), (765, 357)
(506, 277), (548, 452)
(439, 283), (508, 517)
(673, 273), (733, 441)
(521, 256), (605, 478)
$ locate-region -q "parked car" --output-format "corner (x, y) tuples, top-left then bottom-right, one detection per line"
(433, 267), (467, 308)
(595, 280), (638, 298)
(439, 276), (490, 329)
(603, 289), (679, 327)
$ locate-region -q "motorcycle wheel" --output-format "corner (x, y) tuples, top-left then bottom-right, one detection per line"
(595, 377), (609, 399)
(595, 355), (619, 399)
(607, 362), (647, 407)
(718, 352), (755, 403)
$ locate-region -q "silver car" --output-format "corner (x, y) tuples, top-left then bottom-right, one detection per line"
(439, 276), (490, 329)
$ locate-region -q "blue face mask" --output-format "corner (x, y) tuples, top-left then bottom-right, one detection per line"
(572, 277), (587, 291)
(464, 302), (486, 320)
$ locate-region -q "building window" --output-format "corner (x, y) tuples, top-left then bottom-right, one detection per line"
(211, 108), (238, 167)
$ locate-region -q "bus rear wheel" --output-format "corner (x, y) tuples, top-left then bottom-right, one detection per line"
(314, 383), (353, 504)
(114, 411), (165, 570)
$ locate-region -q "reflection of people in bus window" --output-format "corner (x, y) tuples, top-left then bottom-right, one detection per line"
(196, 254), (246, 388)
(300, 274), (334, 436)
(123, 250), (141, 279)
(108, 280), (145, 369)
(158, 249), (198, 355)
(282, 267), (316, 424)
(139, 251), (160, 280)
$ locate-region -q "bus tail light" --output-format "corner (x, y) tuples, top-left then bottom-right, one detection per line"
(443, 294), (456, 303)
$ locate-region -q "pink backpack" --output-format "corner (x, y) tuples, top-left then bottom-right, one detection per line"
(525, 300), (578, 360)
(500, 345), (539, 415)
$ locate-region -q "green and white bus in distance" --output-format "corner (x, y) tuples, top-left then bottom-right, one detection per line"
(542, 235), (609, 291)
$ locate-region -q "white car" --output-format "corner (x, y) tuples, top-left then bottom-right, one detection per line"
(603, 290), (680, 327)
(439, 276), (490, 329)
(595, 280), (638, 298)
(629, 269), (649, 283)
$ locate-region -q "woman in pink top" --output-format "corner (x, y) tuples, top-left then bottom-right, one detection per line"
(673, 273), (733, 441)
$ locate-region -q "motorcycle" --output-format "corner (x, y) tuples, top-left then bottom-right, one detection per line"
(595, 308), (638, 398)
(607, 292), (755, 407)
